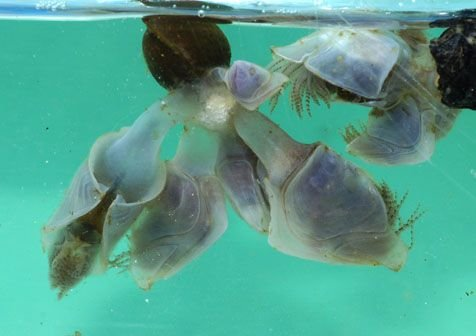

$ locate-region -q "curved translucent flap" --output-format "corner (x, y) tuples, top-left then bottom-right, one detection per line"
(130, 166), (227, 290)
(45, 168), (118, 297)
(232, 120), (410, 270)
(216, 131), (270, 233)
(233, 109), (312, 186)
(272, 30), (333, 63)
(129, 125), (226, 289)
(173, 126), (219, 177)
(43, 99), (174, 290)
(265, 146), (409, 271)
(89, 101), (172, 204)
(222, 60), (288, 111)
(98, 196), (148, 269)
(42, 161), (101, 250)
(347, 96), (436, 165)
(284, 144), (388, 240)
(304, 29), (401, 99)
(333, 231), (409, 271)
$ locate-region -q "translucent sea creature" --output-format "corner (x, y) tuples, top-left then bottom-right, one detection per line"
(42, 101), (179, 297)
(129, 126), (227, 290)
(219, 60), (288, 111)
(342, 31), (460, 165)
(215, 59), (421, 270)
(42, 15), (234, 297)
(343, 95), (436, 165)
(269, 28), (411, 114)
(269, 28), (460, 166)
(215, 130), (270, 233)
(208, 60), (287, 233)
(126, 60), (285, 289)
(42, 14), (425, 298)
(233, 109), (420, 271)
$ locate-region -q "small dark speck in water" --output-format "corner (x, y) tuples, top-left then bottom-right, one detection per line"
(465, 290), (474, 297)
(67, 331), (81, 336)
(45, 127), (49, 131)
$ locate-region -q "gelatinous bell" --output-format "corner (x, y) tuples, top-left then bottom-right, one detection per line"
(233, 109), (413, 271)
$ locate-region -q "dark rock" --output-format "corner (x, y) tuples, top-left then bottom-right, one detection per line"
(429, 19), (476, 109)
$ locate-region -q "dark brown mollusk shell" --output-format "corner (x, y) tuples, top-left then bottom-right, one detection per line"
(142, 15), (232, 90)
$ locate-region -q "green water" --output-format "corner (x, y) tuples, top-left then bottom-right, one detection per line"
(0, 19), (475, 336)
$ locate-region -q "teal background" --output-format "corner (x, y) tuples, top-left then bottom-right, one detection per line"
(0, 19), (475, 336)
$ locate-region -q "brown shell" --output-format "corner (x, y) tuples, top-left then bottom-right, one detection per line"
(142, 15), (231, 90)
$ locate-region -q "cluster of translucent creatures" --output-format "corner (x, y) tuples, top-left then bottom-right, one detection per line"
(43, 16), (464, 298)
(270, 28), (460, 165)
